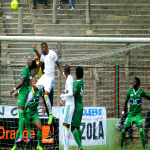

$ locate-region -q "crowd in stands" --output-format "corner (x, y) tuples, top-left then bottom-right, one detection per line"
(33, 0), (74, 10)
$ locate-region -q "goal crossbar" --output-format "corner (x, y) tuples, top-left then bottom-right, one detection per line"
(1, 36), (150, 43)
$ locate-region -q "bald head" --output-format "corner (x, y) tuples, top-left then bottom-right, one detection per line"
(27, 59), (32, 67)
(64, 64), (70, 77)
(27, 59), (37, 70)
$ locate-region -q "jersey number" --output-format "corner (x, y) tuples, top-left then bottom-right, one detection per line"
(133, 99), (137, 105)
(80, 87), (83, 96)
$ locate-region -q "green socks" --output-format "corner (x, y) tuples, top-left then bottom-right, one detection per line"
(24, 110), (31, 137)
(38, 131), (42, 145)
(120, 129), (126, 150)
(139, 128), (145, 150)
(18, 109), (25, 138)
(120, 128), (145, 150)
(14, 129), (20, 146)
(77, 129), (82, 143)
(72, 129), (83, 149)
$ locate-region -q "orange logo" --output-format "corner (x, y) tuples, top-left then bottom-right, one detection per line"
(0, 127), (35, 142)
(42, 126), (54, 143)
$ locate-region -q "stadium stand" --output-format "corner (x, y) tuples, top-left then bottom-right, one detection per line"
(0, 0), (150, 117)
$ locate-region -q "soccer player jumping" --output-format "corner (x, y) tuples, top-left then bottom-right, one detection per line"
(120, 77), (150, 150)
(25, 42), (63, 134)
(10, 59), (37, 143)
(11, 78), (44, 150)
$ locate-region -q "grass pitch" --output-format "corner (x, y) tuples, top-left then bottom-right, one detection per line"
(2, 145), (150, 150)
(2, 146), (150, 150)
(59, 145), (150, 150)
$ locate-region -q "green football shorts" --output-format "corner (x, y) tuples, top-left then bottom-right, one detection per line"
(71, 109), (83, 127)
(124, 113), (143, 127)
(17, 90), (29, 107)
(27, 109), (40, 123)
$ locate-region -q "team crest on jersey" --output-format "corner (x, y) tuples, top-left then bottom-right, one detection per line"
(130, 94), (133, 96)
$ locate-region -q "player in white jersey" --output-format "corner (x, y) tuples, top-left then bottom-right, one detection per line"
(60, 64), (75, 150)
(25, 41), (64, 139)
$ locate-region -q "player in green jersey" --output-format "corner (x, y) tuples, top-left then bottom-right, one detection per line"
(120, 77), (150, 150)
(71, 66), (84, 150)
(11, 78), (45, 150)
(10, 59), (37, 143)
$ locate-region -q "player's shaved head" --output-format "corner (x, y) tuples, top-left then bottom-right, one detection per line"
(27, 58), (32, 67)
(76, 66), (83, 79)
(27, 59), (37, 70)
(64, 64), (70, 76)
(133, 76), (140, 89)
(135, 77), (140, 86)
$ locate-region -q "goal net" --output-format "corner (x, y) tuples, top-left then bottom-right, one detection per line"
(0, 39), (150, 149)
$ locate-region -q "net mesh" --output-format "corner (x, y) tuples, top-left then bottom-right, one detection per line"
(1, 42), (150, 116)
(1, 41), (150, 148)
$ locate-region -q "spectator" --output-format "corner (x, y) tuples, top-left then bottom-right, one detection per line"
(58, 0), (74, 10)
(33, 0), (48, 9)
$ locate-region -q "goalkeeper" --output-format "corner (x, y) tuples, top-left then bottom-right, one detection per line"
(11, 78), (45, 150)
(120, 77), (150, 150)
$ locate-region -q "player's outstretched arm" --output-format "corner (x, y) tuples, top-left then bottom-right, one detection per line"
(32, 45), (42, 59)
(56, 60), (64, 74)
(10, 77), (26, 95)
(35, 51), (41, 59)
(32, 61), (42, 77)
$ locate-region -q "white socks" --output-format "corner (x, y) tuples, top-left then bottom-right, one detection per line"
(25, 88), (35, 108)
(63, 126), (70, 150)
(44, 95), (52, 114)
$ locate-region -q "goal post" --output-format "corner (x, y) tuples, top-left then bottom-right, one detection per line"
(1, 36), (150, 43)
(0, 37), (150, 117)
(1, 36), (150, 148)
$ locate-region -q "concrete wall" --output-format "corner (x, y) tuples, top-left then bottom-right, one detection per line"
(106, 118), (120, 148)
(106, 118), (145, 148)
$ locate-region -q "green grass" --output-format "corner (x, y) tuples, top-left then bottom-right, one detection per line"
(59, 145), (150, 150)
(2, 145), (150, 150)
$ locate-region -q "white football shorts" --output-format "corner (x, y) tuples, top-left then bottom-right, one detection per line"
(36, 74), (54, 93)
(63, 104), (75, 124)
